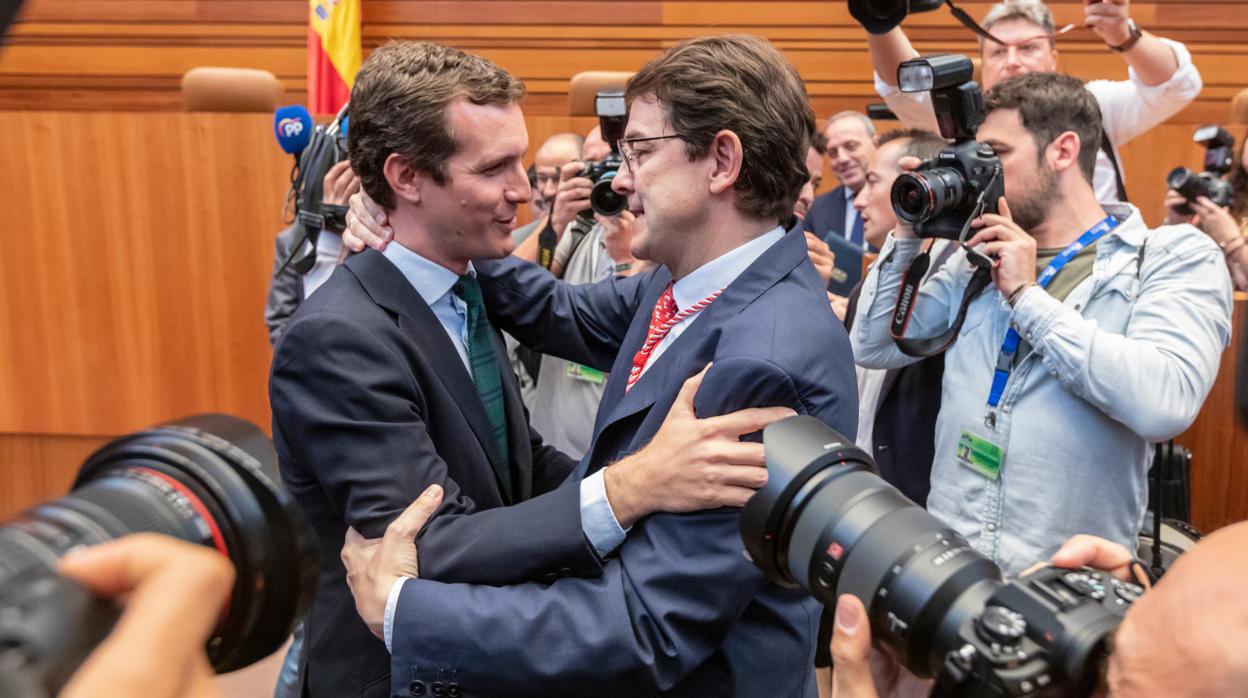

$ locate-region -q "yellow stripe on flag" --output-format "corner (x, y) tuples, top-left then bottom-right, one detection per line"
(309, 0), (361, 88)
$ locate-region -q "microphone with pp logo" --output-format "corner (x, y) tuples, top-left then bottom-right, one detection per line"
(273, 105), (317, 275)
(273, 104), (314, 161)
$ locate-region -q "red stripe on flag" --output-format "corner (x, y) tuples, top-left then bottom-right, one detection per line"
(307, 25), (350, 115)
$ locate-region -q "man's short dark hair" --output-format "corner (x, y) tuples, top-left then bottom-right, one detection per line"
(984, 72), (1100, 183)
(625, 34), (817, 224)
(348, 41), (526, 210)
(877, 128), (947, 163)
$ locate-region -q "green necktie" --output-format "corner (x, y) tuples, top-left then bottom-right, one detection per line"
(452, 274), (510, 466)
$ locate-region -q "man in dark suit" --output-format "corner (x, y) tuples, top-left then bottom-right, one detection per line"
(803, 111), (878, 252)
(271, 42), (779, 698)
(341, 35), (859, 696)
(843, 128), (950, 506)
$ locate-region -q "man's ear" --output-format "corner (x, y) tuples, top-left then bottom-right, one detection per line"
(383, 152), (424, 206)
(707, 130), (744, 196)
(1048, 131), (1083, 174)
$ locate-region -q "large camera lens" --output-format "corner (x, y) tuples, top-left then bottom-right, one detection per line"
(891, 167), (968, 224)
(0, 415), (318, 677)
(590, 172), (627, 217)
(741, 416), (1000, 677)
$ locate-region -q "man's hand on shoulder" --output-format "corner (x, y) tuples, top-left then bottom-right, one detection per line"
(603, 365), (795, 528)
(344, 190), (393, 252)
(341, 484), (443, 639)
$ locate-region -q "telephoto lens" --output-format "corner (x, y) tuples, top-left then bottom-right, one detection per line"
(0, 415), (318, 697)
(741, 416), (1141, 696)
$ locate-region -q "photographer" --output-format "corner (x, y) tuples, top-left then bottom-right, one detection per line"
(527, 125), (642, 458)
(851, 72), (1232, 575)
(512, 127), (639, 275)
(511, 132), (583, 245)
(1164, 141), (1248, 290)
(858, 0), (1201, 203)
(828, 522), (1248, 697)
(264, 159), (359, 345)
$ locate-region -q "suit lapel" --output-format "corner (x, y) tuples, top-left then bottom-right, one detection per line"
(345, 250), (514, 502)
(830, 185), (848, 239)
(596, 230), (809, 431)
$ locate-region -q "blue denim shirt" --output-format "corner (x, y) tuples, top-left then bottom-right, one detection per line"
(852, 205), (1232, 574)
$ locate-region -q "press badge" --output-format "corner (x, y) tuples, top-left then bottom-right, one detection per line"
(956, 420), (1004, 481)
(566, 363), (606, 385)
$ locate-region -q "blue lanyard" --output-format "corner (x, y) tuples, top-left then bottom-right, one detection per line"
(985, 215), (1119, 412)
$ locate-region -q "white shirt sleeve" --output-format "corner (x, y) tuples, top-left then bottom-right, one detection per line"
(873, 71), (940, 133)
(383, 576), (409, 653)
(1085, 37), (1202, 148)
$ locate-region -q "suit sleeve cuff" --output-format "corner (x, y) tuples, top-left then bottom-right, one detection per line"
(580, 468), (629, 557)
(384, 576), (409, 653)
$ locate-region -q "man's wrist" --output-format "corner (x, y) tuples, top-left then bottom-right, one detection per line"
(1107, 19), (1143, 52)
(603, 461), (644, 529)
(1007, 281), (1039, 307)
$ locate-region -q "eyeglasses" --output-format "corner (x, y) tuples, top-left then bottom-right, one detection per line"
(617, 135), (683, 172)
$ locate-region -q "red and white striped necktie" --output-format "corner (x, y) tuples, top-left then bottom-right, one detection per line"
(625, 283), (724, 392)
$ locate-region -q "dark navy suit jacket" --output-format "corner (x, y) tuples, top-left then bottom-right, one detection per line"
(388, 230), (859, 697)
(270, 250), (599, 697)
(802, 184), (852, 241)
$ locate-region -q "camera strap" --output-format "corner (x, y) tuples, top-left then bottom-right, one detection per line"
(890, 251), (993, 358)
(889, 172), (1000, 358)
(942, 0), (1009, 46)
(1099, 124), (1130, 202)
(536, 217), (558, 270)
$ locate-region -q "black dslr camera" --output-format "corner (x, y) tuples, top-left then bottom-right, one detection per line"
(890, 55), (1004, 243)
(850, 0), (945, 34)
(0, 416), (317, 698)
(742, 416), (1143, 697)
(580, 90), (629, 217)
(1166, 125), (1235, 216)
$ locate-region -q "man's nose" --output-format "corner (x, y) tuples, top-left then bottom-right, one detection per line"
(509, 164), (533, 203)
(612, 165), (634, 194)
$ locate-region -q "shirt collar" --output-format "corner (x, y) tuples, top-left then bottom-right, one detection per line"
(316, 230), (343, 256)
(672, 227), (784, 311)
(380, 241), (475, 307)
(1101, 203), (1146, 246)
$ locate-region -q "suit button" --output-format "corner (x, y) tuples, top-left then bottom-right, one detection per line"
(432, 681), (446, 696)
(558, 567), (573, 577)
(542, 573), (557, 584)
(447, 684), (462, 698)
(409, 680), (426, 696)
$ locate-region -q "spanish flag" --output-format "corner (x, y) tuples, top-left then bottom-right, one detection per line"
(307, 0), (361, 114)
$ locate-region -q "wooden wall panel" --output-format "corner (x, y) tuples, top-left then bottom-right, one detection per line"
(2, 1), (1244, 122)
(0, 433), (109, 518)
(0, 112), (287, 437)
